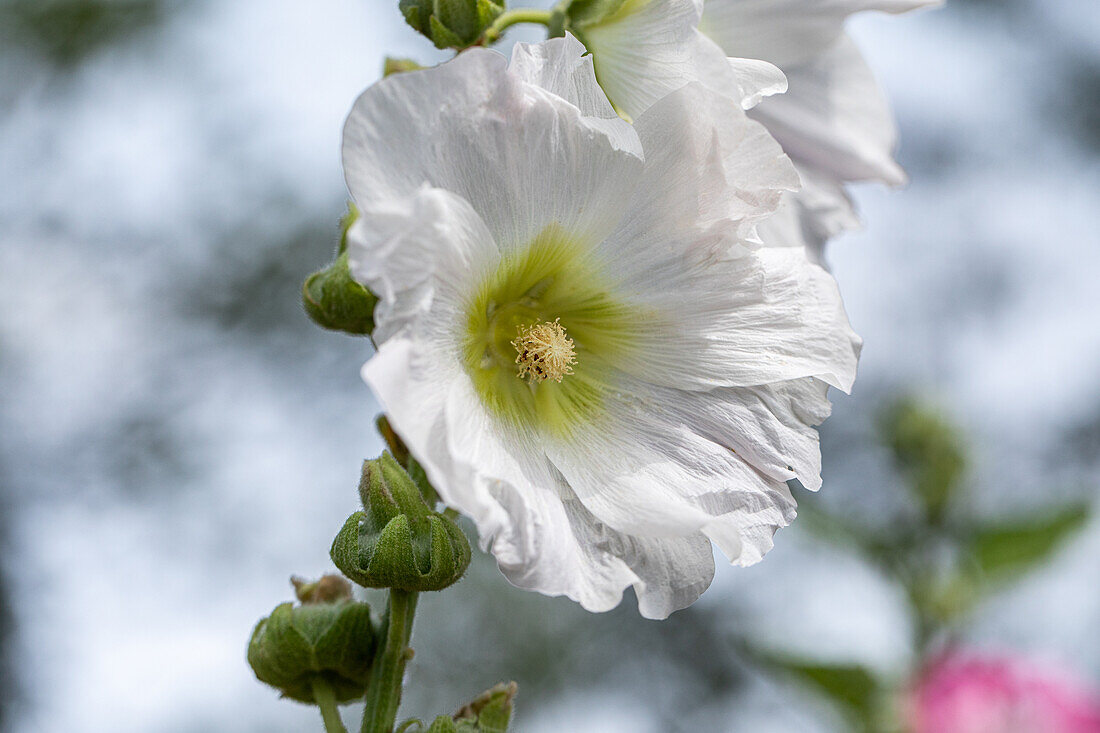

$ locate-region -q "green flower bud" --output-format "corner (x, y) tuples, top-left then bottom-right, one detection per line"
(331, 453), (471, 592)
(303, 204), (377, 335)
(399, 0), (504, 50)
(247, 575), (376, 704)
(376, 415), (440, 506)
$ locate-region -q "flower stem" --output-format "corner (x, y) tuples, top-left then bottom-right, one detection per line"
(482, 8), (553, 43)
(360, 590), (419, 733)
(312, 677), (349, 733)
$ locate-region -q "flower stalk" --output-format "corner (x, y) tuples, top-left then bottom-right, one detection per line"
(361, 590), (419, 733)
(480, 8), (553, 43)
(312, 677), (350, 733)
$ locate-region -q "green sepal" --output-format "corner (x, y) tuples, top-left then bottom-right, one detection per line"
(455, 682), (518, 732)
(302, 204), (377, 336)
(426, 683), (517, 732)
(407, 455), (441, 507)
(428, 14), (466, 49)
(427, 717), (479, 733)
(331, 453), (471, 591)
(374, 416), (439, 506)
(546, 7), (567, 37)
(384, 57), (425, 76)
(331, 511), (372, 587)
(246, 577), (376, 704)
(376, 415), (411, 466)
(427, 717), (461, 733)
(561, 0), (628, 29)
(399, 0), (433, 33)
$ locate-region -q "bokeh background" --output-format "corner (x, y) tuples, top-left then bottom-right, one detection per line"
(1, 0), (1098, 730)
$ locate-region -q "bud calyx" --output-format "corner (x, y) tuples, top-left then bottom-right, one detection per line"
(331, 453), (471, 592)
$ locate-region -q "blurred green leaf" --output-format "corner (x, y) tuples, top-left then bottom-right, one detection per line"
(0, 0), (166, 67)
(968, 504), (1089, 582)
(760, 655), (879, 726)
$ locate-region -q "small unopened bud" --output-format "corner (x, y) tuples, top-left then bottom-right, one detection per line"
(399, 0), (503, 49)
(303, 205), (377, 335)
(291, 574), (353, 604)
(247, 576), (376, 704)
(427, 682), (518, 732)
(331, 453), (471, 592)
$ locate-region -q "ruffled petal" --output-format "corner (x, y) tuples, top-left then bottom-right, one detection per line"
(507, 35), (617, 120)
(701, 0), (940, 70)
(623, 245), (861, 390)
(542, 374), (802, 567)
(342, 45), (643, 252)
(657, 378), (835, 491)
(750, 35), (907, 185)
(757, 163), (861, 266)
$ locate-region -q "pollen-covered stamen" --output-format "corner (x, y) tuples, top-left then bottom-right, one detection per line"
(512, 319), (576, 383)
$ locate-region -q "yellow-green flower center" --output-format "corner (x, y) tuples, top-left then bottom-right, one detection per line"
(461, 225), (645, 438)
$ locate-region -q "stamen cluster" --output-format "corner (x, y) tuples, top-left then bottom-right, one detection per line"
(511, 319), (576, 383)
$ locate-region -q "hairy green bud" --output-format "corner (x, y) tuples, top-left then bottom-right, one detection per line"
(399, 0), (503, 49)
(246, 575), (376, 704)
(331, 453), (471, 592)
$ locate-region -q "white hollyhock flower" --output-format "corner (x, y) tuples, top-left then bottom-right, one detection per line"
(343, 36), (860, 618)
(563, 0), (788, 121)
(699, 0), (941, 259)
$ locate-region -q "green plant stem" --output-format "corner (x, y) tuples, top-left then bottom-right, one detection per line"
(481, 8), (553, 43)
(312, 677), (349, 733)
(361, 590), (419, 733)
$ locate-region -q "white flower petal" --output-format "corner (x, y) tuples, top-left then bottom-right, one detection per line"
(508, 34), (617, 119)
(346, 186), (498, 342)
(726, 56), (789, 109)
(578, 0), (709, 119)
(757, 164), (861, 265)
(342, 46), (643, 251)
(701, 0), (941, 70)
(750, 35), (907, 185)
